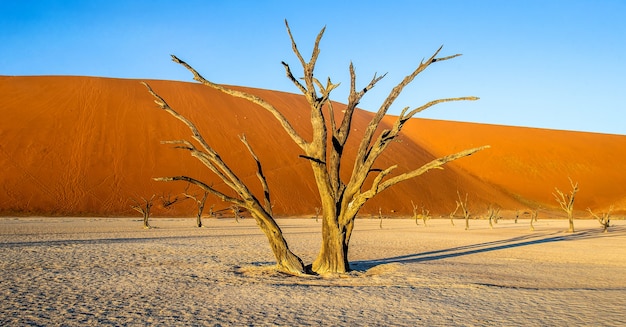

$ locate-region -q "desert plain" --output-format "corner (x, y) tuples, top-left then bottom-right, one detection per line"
(1, 216), (625, 326)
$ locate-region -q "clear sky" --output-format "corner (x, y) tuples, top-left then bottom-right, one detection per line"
(1, 0), (625, 135)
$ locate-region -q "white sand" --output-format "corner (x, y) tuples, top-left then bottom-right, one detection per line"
(1, 217), (625, 326)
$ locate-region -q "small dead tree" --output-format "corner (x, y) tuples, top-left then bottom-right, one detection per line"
(130, 195), (156, 229)
(314, 207), (321, 222)
(231, 204), (242, 223)
(184, 184), (210, 228)
(487, 205), (501, 229)
(455, 191), (471, 230)
(449, 202), (459, 227)
(411, 201), (419, 226)
(208, 204), (216, 217)
(515, 210), (520, 224)
(412, 201), (430, 227)
(587, 206), (612, 233)
(378, 207), (384, 229)
(144, 21), (487, 275)
(553, 178), (579, 233)
(530, 209), (538, 231)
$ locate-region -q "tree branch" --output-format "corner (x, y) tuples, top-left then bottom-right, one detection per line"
(354, 46), (459, 169)
(376, 145), (489, 196)
(154, 176), (244, 207)
(239, 134), (273, 215)
(167, 56), (309, 151)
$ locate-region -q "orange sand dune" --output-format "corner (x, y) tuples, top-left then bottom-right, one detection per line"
(1, 76), (624, 217)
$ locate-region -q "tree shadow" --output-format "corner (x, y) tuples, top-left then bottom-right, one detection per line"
(351, 225), (626, 271)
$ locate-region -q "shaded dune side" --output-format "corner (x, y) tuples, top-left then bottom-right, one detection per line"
(1, 76), (624, 217)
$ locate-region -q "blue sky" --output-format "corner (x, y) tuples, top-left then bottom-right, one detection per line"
(2, 0), (625, 135)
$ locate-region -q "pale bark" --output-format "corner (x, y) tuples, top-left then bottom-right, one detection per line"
(587, 206), (612, 233)
(143, 83), (305, 274)
(553, 178), (579, 233)
(149, 20), (488, 275)
(455, 191), (471, 230)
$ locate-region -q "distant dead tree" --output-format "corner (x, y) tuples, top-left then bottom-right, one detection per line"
(230, 204), (242, 223)
(183, 184), (210, 228)
(130, 195), (156, 229)
(514, 210), (520, 224)
(455, 191), (471, 230)
(553, 178), (579, 233)
(412, 201), (430, 226)
(314, 207), (321, 222)
(530, 209), (538, 231)
(587, 206), (613, 233)
(378, 207), (384, 229)
(449, 202), (458, 227)
(144, 20), (487, 275)
(208, 204), (216, 218)
(487, 205), (501, 229)
(411, 201), (419, 226)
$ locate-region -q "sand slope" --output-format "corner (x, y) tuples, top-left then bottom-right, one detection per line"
(1, 75), (625, 216)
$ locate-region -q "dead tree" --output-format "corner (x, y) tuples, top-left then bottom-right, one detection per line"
(487, 205), (500, 229)
(378, 207), (384, 229)
(587, 206), (612, 233)
(144, 21), (487, 275)
(130, 195), (156, 229)
(530, 209), (538, 231)
(411, 201), (419, 226)
(449, 202), (459, 227)
(553, 178), (579, 233)
(314, 207), (321, 222)
(455, 191), (471, 230)
(184, 184), (209, 228)
(231, 204), (242, 223)
(412, 201), (430, 227)
(208, 204), (216, 217)
(142, 84), (305, 274)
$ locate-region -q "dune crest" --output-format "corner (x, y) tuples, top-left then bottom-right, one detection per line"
(1, 76), (624, 216)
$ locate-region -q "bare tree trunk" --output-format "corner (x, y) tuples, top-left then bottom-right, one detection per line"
(554, 178), (579, 233)
(252, 209), (305, 274)
(530, 210), (538, 231)
(455, 191), (471, 230)
(412, 201), (419, 226)
(487, 205), (500, 230)
(196, 192), (208, 227)
(587, 207), (612, 233)
(312, 215), (349, 274)
(184, 185), (209, 228)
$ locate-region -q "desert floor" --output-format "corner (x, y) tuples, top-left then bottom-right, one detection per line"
(1, 217), (625, 326)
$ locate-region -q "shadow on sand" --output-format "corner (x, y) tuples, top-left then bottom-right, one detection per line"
(351, 225), (626, 271)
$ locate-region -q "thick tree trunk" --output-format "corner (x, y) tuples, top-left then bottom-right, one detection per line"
(252, 212), (305, 275)
(312, 217), (349, 274)
(143, 213), (150, 229)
